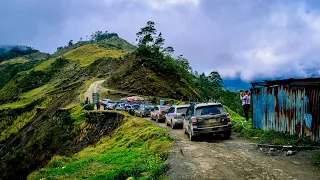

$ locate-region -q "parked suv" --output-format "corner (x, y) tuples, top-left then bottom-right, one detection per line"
(165, 105), (189, 129)
(135, 104), (153, 117)
(183, 103), (232, 141)
(150, 105), (170, 122)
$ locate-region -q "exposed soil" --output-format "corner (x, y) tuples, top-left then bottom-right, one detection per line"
(146, 118), (320, 180)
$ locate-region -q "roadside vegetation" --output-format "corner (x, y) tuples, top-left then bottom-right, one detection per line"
(28, 115), (172, 180)
(314, 150), (320, 166)
(231, 116), (318, 146)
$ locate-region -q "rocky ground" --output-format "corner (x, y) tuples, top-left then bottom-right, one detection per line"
(146, 118), (320, 180)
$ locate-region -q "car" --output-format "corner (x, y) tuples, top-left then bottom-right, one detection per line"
(124, 105), (132, 112)
(135, 104), (153, 117)
(183, 103), (232, 141)
(150, 105), (171, 122)
(106, 102), (116, 110)
(100, 99), (113, 105)
(165, 105), (190, 129)
(128, 104), (140, 115)
(115, 103), (125, 111)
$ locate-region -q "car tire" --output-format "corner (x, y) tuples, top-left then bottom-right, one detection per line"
(223, 130), (231, 139)
(189, 131), (196, 141)
(184, 127), (187, 134)
(171, 120), (175, 129)
(165, 119), (169, 126)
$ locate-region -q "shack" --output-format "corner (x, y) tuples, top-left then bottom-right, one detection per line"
(251, 78), (320, 141)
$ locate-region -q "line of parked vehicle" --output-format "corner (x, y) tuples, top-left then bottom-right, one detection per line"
(99, 98), (233, 141)
(99, 99), (154, 116)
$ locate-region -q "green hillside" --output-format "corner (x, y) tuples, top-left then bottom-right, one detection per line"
(0, 24), (242, 180)
(0, 52), (50, 89)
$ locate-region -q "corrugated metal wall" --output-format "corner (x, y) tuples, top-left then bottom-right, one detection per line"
(252, 85), (320, 141)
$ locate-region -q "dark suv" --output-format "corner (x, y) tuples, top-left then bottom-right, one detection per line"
(183, 103), (232, 141)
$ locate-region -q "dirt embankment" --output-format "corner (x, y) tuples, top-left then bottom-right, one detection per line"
(146, 118), (320, 180)
(0, 109), (124, 180)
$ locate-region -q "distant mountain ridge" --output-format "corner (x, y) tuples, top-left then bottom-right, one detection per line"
(223, 72), (320, 91)
(0, 45), (39, 63)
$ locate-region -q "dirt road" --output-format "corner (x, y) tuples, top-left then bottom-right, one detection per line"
(84, 80), (108, 103)
(146, 118), (320, 180)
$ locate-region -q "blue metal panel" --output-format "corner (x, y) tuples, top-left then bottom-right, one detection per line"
(252, 87), (265, 129)
(252, 82), (320, 141)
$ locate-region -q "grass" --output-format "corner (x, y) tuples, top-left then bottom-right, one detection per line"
(63, 44), (126, 67)
(231, 115), (318, 146)
(28, 115), (172, 180)
(0, 101), (31, 110)
(0, 57), (28, 65)
(314, 150), (320, 166)
(0, 96), (53, 142)
(34, 58), (56, 71)
(21, 84), (54, 100)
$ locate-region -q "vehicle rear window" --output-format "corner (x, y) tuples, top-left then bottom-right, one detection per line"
(177, 107), (188, 113)
(195, 105), (226, 116)
(160, 106), (170, 111)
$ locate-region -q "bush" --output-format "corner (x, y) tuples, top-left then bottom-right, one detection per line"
(314, 150), (320, 166)
(83, 104), (94, 110)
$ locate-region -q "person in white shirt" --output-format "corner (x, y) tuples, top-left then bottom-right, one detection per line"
(240, 90), (251, 121)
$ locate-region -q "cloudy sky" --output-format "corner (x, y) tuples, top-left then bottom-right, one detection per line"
(1, 0), (320, 81)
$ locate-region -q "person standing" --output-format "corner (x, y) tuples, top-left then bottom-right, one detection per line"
(240, 90), (251, 121)
(97, 102), (101, 110)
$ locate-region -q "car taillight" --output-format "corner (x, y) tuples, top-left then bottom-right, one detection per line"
(173, 114), (177, 118)
(226, 113), (231, 121)
(191, 116), (197, 125)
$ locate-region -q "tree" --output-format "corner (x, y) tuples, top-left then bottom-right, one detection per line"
(208, 71), (223, 87)
(68, 40), (73, 46)
(163, 46), (174, 55)
(175, 55), (190, 71)
(90, 31), (118, 41)
(57, 46), (63, 51)
(136, 21), (157, 46)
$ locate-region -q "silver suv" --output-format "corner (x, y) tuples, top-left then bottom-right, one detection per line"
(165, 105), (189, 129)
(183, 103), (232, 141)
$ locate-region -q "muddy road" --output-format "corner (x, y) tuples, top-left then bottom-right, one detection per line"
(145, 118), (320, 180)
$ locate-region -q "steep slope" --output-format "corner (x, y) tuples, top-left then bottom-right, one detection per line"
(105, 52), (200, 101)
(0, 40), (129, 179)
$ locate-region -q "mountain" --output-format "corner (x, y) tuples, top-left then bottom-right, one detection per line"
(223, 78), (251, 91)
(0, 29), (242, 179)
(0, 45), (40, 63)
(0, 36), (136, 179)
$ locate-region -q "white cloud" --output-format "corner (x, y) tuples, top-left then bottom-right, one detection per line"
(2, 0), (320, 82)
(143, 0), (199, 10)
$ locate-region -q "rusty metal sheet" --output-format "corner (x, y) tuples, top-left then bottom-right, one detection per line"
(251, 80), (320, 141)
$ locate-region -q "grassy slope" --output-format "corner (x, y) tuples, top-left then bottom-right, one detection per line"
(0, 40), (128, 145)
(105, 53), (200, 101)
(28, 115), (172, 180)
(0, 52), (49, 89)
(63, 44), (126, 67)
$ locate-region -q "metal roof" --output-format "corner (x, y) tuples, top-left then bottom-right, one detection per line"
(251, 77), (320, 87)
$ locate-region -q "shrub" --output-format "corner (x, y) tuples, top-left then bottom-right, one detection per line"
(83, 104), (94, 110)
(314, 150), (320, 166)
